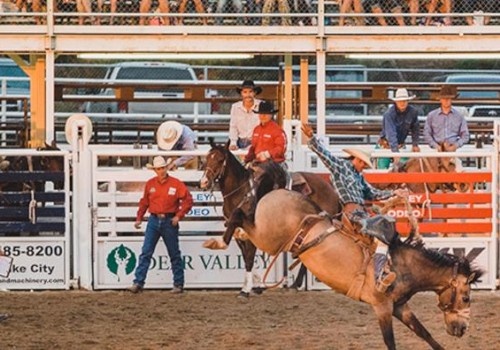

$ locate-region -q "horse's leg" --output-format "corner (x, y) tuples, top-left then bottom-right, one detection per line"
(393, 303), (444, 350)
(236, 239), (258, 298)
(203, 208), (245, 250)
(372, 303), (396, 350)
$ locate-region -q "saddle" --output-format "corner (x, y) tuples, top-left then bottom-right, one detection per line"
(291, 172), (313, 196)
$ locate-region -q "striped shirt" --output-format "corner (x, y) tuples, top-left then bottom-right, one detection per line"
(424, 107), (469, 149)
(308, 137), (393, 206)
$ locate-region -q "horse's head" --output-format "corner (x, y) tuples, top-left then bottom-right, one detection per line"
(436, 259), (483, 338)
(437, 143), (470, 192)
(200, 140), (229, 190)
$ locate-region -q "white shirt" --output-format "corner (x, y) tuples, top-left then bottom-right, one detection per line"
(229, 99), (261, 147)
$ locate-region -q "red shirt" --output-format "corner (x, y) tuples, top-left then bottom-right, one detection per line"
(136, 175), (193, 221)
(244, 121), (286, 163)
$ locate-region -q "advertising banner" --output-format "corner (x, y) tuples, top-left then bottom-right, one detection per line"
(95, 237), (281, 289)
(0, 240), (67, 290)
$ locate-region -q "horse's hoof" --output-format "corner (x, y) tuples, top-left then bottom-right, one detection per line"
(202, 238), (227, 250)
(237, 291), (250, 298)
(252, 287), (265, 295)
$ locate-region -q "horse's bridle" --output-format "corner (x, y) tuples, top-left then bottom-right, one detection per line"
(202, 157), (227, 192)
(437, 261), (463, 313)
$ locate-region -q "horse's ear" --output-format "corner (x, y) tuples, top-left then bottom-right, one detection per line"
(209, 137), (216, 148)
(225, 139), (230, 150)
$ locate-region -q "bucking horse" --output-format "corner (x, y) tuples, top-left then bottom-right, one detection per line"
(213, 187), (483, 349)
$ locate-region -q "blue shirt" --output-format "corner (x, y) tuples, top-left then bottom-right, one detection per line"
(308, 137), (393, 206)
(424, 107), (469, 149)
(172, 125), (197, 167)
(380, 105), (420, 152)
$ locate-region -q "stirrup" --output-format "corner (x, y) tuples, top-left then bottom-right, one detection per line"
(375, 271), (396, 294)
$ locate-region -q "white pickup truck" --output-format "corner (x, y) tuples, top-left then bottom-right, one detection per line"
(82, 61), (212, 117)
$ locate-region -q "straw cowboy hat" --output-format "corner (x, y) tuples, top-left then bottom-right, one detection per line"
(236, 80), (263, 95)
(343, 148), (374, 169)
(437, 85), (459, 99)
(146, 156), (172, 170)
(391, 88), (416, 101)
(253, 101), (278, 114)
(157, 121), (183, 151)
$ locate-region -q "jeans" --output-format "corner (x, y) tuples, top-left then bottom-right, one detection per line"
(133, 215), (184, 288)
(237, 138), (252, 148)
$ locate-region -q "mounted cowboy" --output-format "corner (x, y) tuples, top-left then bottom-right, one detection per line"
(302, 123), (408, 293)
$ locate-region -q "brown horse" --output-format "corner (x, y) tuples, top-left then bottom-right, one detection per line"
(221, 189), (483, 350)
(200, 141), (340, 297)
(376, 143), (469, 193)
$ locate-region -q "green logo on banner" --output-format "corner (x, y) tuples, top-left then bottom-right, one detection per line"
(107, 245), (137, 282)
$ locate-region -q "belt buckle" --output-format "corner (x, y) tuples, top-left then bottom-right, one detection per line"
(158, 214), (166, 219)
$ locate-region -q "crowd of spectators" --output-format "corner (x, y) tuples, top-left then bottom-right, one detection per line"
(4, 0), (497, 26)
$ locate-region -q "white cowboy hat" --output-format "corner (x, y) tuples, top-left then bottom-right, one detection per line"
(65, 114), (93, 146)
(157, 121), (183, 150)
(146, 156), (172, 169)
(390, 88), (416, 101)
(343, 148), (374, 169)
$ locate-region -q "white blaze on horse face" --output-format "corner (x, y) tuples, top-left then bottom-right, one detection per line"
(200, 175), (209, 189)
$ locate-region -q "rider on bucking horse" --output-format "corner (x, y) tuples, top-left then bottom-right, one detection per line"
(302, 123), (409, 294)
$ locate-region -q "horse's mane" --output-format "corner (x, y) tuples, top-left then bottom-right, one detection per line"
(393, 239), (484, 283)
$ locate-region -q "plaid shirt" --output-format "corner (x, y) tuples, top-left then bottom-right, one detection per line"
(308, 137), (393, 206)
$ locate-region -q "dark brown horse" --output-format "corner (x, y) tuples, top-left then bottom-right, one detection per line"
(220, 189), (483, 349)
(200, 141), (340, 297)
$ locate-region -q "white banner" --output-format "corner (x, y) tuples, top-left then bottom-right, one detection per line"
(0, 241), (67, 290)
(95, 237), (282, 289)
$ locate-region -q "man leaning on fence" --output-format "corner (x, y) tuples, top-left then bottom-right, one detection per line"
(424, 85), (470, 151)
(129, 156), (193, 294)
(302, 123), (408, 294)
(157, 121), (198, 170)
(229, 80), (262, 151)
(377, 88), (420, 169)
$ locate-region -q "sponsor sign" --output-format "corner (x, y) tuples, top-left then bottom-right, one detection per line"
(0, 241), (67, 289)
(95, 237), (280, 289)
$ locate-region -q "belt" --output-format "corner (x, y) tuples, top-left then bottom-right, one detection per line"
(151, 213), (176, 219)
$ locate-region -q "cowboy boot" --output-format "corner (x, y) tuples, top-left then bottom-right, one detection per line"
(374, 253), (396, 293)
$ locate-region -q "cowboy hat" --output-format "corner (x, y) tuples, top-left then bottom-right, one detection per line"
(390, 88), (416, 101)
(236, 80), (263, 95)
(146, 156), (172, 169)
(157, 121), (183, 151)
(253, 101), (278, 115)
(343, 148), (374, 169)
(437, 85), (459, 99)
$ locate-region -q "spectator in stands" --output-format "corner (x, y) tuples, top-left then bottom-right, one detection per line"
(156, 121), (198, 170)
(244, 101), (287, 166)
(262, 0), (291, 26)
(363, 0), (405, 26)
(339, 0), (364, 26)
(178, 0), (207, 25)
(290, 0), (317, 26)
(424, 85), (469, 150)
(229, 80), (262, 150)
(129, 156), (193, 294)
(377, 88), (420, 169)
(464, 0), (492, 25)
(406, 0), (419, 25)
(214, 0), (244, 25)
(140, 0), (170, 25)
(422, 0), (453, 26)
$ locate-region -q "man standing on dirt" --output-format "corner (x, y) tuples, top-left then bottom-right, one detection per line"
(229, 80), (262, 150)
(302, 123), (408, 294)
(129, 156), (193, 294)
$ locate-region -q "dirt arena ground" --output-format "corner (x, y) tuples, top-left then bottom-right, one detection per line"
(0, 289), (499, 350)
